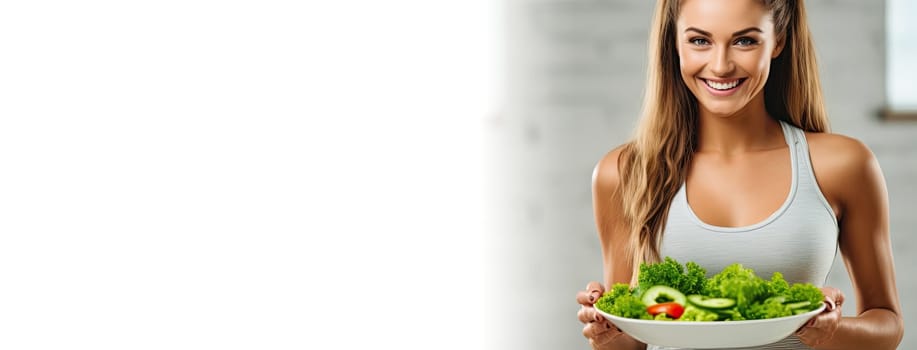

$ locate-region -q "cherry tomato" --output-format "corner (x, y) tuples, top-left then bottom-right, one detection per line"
(646, 302), (685, 319)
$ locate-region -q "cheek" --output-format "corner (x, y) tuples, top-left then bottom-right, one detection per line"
(739, 50), (774, 76)
(745, 55), (773, 81)
(678, 50), (704, 76)
(680, 58), (707, 91)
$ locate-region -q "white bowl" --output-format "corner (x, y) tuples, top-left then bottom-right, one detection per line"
(595, 303), (826, 349)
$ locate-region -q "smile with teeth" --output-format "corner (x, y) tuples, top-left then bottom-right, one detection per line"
(704, 78), (745, 91)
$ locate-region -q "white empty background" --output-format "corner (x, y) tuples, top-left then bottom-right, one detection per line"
(0, 1), (497, 349)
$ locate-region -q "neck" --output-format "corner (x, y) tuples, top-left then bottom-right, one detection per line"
(695, 94), (784, 155)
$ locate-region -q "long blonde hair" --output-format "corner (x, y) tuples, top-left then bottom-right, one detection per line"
(618, 0), (830, 275)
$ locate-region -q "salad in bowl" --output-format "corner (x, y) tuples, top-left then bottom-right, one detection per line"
(593, 258), (827, 348)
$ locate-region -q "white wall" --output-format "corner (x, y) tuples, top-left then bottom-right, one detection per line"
(888, 0), (917, 109)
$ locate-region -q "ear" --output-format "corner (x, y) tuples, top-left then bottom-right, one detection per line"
(772, 38), (786, 59)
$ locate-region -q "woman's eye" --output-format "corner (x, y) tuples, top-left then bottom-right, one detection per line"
(735, 37), (758, 46)
(690, 38), (709, 46)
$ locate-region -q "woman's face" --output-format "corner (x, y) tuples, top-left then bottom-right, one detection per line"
(676, 0), (783, 117)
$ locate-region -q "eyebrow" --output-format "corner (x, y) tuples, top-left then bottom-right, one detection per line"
(685, 27), (764, 37)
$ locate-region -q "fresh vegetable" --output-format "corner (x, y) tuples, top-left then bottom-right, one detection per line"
(593, 258), (825, 322)
(786, 301), (812, 310)
(785, 283), (825, 309)
(641, 285), (687, 307)
(764, 295), (787, 304)
(714, 307), (746, 321)
(647, 302), (685, 319)
(637, 257), (707, 296)
(703, 263), (769, 314)
(766, 272), (791, 296)
(687, 295), (736, 310)
(679, 305), (720, 321)
(595, 283), (652, 320)
(745, 294), (793, 320)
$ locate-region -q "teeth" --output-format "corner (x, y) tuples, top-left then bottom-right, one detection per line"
(705, 79), (741, 90)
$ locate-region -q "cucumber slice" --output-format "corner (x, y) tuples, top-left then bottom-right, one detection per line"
(687, 294), (737, 310)
(785, 301), (812, 310)
(641, 285), (686, 306)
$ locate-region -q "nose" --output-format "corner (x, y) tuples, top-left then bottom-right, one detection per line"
(710, 46), (735, 77)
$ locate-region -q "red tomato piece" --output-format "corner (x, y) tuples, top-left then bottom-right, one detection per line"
(646, 302), (685, 319)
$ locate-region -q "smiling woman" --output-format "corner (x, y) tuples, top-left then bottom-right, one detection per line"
(676, 5), (782, 117)
(574, 0), (904, 349)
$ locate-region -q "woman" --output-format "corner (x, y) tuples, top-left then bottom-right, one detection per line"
(574, 0), (904, 349)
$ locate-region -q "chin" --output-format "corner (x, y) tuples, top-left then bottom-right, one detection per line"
(711, 110), (739, 118)
(702, 105), (741, 117)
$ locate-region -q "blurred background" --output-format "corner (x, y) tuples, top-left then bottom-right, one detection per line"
(489, 0), (917, 349)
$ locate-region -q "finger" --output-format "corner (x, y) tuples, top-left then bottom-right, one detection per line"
(582, 320), (613, 339)
(805, 312), (834, 332)
(797, 300), (843, 347)
(575, 290), (595, 305)
(821, 308), (842, 332)
(578, 306), (603, 323)
(589, 325), (623, 347)
(819, 287), (843, 310)
(796, 315), (817, 334)
(796, 321), (814, 337)
(586, 281), (605, 294)
(576, 282), (605, 305)
(795, 329), (815, 347)
(833, 289), (845, 307)
(796, 327), (826, 348)
(808, 314), (821, 329)
(824, 292), (837, 311)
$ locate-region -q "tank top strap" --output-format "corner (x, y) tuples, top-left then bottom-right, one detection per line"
(778, 120), (800, 182)
(779, 120), (839, 228)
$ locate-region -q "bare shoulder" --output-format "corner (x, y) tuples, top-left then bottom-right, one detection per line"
(805, 131), (878, 176)
(592, 144), (628, 194)
(805, 131), (885, 218)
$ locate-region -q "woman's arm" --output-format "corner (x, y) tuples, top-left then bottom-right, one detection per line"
(805, 134), (904, 350)
(585, 146), (646, 350)
(593, 146), (636, 289)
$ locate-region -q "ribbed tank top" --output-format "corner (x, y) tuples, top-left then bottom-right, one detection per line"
(648, 121), (839, 350)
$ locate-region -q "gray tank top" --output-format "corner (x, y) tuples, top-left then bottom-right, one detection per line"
(648, 121), (839, 350)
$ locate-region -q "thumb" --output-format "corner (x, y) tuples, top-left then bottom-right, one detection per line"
(819, 287), (843, 310)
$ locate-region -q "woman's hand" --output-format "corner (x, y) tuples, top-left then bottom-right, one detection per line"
(796, 286), (844, 347)
(577, 281), (625, 349)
